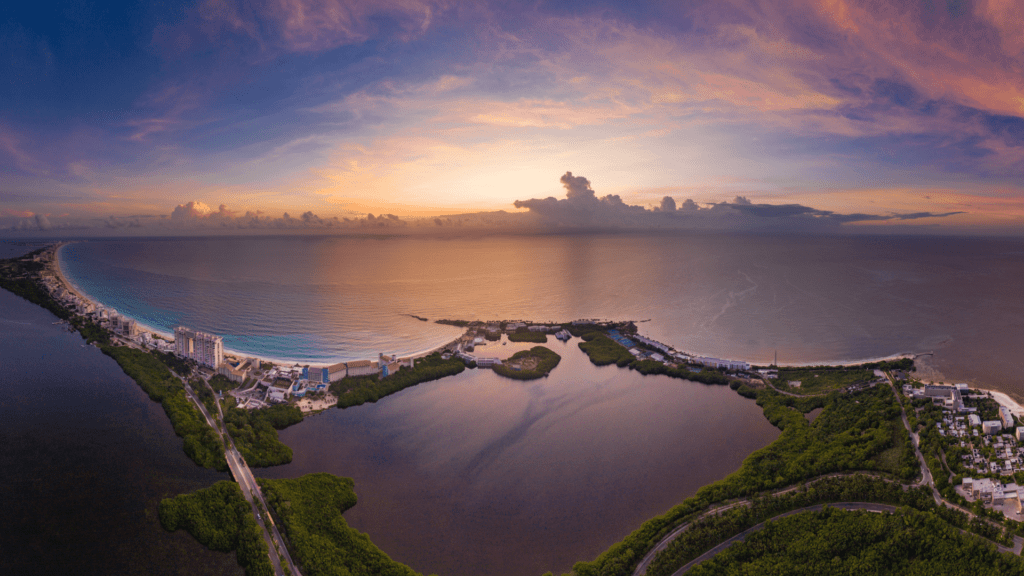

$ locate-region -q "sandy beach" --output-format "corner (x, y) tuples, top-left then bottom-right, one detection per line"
(987, 389), (1024, 419)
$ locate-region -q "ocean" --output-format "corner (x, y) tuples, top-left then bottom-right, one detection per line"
(59, 233), (1024, 397)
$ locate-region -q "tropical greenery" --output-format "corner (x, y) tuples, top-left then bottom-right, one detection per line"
(686, 506), (1024, 576)
(331, 353), (465, 408)
(258, 473), (420, 576)
(492, 346), (561, 380)
(772, 366), (877, 394)
(507, 330), (548, 343)
(159, 481), (273, 576)
(102, 345), (227, 471)
(578, 332), (634, 366)
(223, 404), (302, 467)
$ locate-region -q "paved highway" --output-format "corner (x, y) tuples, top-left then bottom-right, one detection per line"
(181, 375), (303, 576)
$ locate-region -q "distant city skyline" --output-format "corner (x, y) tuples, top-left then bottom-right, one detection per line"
(2, 0), (1024, 234)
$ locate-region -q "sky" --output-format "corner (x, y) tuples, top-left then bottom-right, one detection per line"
(2, 0), (1024, 235)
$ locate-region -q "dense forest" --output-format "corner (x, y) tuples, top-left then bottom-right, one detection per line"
(258, 473), (422, 576)
(159, 481), (273, 576)
(223, 403), (303, 467)
(687, 506), (1024, 576)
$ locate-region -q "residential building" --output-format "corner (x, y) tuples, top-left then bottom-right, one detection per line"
(983, 420), (1003, 435)
(173, 326), (224, 368)
(1000, 406), (1015, 430)
(969, 414), (982, 427)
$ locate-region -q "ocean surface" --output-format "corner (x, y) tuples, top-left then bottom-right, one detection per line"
(60, 233), (1024, 397)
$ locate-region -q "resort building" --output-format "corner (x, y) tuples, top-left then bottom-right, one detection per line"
(915, 384), (964, 412)
(346, 360), (377, 377)
(302, 366), (330, 384)
(218, 361), (249, 383)
(327, 362), (347, 382)
(173, 326), (224, 368)
(983, 420), (1003, 435)
(694, 357), (751, 371)
(1000, 406), (1015, 430)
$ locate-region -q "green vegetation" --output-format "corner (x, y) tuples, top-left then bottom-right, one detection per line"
(101, 345), (227, 471)
(686, 506), (1024, 576)
(578, 332), (734, 386)
(493, 346), (561, 380)
(258, 473), (419, 576)
(773, 366), (877, 395)
(570, 384), (918, 576)
(508, 330), (548, 343)
(332, 353), (465, 409)
(224, 404), (302, 467)
(209, 374), (239, 393)
(159, 481), (273, 576)
(578, 332), (634, 366)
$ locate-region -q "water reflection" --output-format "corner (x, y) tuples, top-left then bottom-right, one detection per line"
(261, 339), (780, 576)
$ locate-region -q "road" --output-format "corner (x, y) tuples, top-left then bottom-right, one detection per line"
(181, 376), (303, 576)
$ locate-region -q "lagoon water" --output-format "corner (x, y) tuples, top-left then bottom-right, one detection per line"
(12, 232), (1024, 575)
(260, 338), (780, 576)
(0, 246), (242, 576)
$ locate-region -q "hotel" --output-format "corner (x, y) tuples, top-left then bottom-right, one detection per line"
(174, 326), (224, 368)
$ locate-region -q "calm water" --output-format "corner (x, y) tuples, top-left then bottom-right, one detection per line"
(61, 233), (1024, 397)
(0, 246), (242, 575)
(259, 337), (781, 576)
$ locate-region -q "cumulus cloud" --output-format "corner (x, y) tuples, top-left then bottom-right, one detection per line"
(512, 171), (964, 232)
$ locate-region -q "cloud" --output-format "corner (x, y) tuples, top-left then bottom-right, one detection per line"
(512, 171), (965, 231)
(198, 0), (444, 53)
(171, 200), (214, 219)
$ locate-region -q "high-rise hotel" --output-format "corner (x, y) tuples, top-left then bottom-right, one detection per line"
(174, 326), (224, 368)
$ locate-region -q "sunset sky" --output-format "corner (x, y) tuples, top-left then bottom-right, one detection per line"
(2, 0), (1024, 233)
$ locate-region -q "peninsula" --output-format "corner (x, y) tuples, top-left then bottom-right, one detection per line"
(5, 242), (1024, 576)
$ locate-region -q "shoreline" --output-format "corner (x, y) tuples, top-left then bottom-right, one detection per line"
(44, 244), (1017, 403)
(54, 243), (462, 366)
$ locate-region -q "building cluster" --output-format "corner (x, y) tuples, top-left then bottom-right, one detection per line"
(961, 477), (1024, 512)
(918, 383), (1024, 515)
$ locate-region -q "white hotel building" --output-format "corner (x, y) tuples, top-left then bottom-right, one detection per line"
(174, 326), (224, 368)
